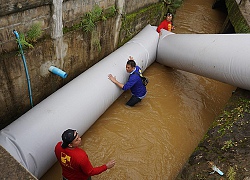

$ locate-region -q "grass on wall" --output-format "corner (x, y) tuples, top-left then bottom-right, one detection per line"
(63, 5), (117, 34)
(118, 3), (166, 47)
(19, 22), (43, 49)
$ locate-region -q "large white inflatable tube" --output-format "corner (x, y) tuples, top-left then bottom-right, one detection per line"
(0, 25), (159, 179)
(157, 30), (250, 90)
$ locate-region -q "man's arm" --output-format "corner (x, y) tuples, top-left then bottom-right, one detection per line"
(108, 74), (124, 88)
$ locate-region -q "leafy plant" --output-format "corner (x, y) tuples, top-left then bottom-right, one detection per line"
(19, 33), (34, 49)
(81, 5), (106, 32)
(92, 5), (103, 21)
(105, 5), (117, 18)
(81, 12), (96, 32)
(221, 140), (234, 150)
(26, 23), (43, 42)
(226, 166), (236, 180)
(64, 5), (117, 34)
(166, 0), (183, 14)
(162, 0), (172, 5)
(81, 4), (117, 52)
(17, 22), (43, 49)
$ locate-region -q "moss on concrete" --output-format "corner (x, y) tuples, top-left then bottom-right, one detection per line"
(226, 0), (250, 33)
(118, 3), (166, 47)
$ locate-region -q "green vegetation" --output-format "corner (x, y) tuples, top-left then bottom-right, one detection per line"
(164, 0), (184, 14)
(80, 5), (117, 52)
(221, 139), (234, 150)
(104, 5), (117, 18)
(63, 5), (117, 34)
(81, 5), (106, 33)
(26, 22), (43, 42)
(62, 4), (117, 52)
(18, 22), (43, 49)
(226, 166), (236, 180)
(119, 3), (166, 47)
(81, 12), (96, 33)
(19, 33), (34, 49)
(214, 97), (250, 138)
(226, 0), (250, 33)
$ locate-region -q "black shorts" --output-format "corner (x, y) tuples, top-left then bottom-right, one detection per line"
(126, 95), (141, 106)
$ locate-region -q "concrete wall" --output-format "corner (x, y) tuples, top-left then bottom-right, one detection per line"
(0, 0), (52, 16)
(125, 0), (162, 13)
(0, 0), (163, 129)
(225, 0), (250, 33)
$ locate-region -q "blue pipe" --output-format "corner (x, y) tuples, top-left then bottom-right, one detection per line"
(13, 30), (33, 108)
(49, 66), (68, 78)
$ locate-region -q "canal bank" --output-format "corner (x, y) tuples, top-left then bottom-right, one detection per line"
(176, 0), (250, 179)
(0, 145), (37, 180)
(176, 88), (250, 180)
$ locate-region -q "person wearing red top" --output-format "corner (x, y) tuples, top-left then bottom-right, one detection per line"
(156, 13), (175, 35)
(55, 129), (116, 180)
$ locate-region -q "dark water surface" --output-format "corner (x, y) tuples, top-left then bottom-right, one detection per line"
(41, 0), (235, 179)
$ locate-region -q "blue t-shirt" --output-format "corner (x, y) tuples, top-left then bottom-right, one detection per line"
(122, 66), (147, 98)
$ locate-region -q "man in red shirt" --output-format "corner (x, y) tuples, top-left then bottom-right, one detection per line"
(55, 129), (116, 180)
(157, 13), (175, 35)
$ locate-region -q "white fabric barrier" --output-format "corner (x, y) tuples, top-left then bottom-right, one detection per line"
(157, 30), (250, 90)
(0, 24), (159, 178)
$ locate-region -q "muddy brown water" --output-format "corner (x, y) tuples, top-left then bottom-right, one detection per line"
(41, 0), (236, 179)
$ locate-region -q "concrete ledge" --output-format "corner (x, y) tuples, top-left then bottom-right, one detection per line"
(226, 0), (250, 33)
(0, 145), (37, 180)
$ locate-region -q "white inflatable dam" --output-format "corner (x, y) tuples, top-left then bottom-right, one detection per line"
(0, 25), (159, 179)
(157, 30), (250, 90)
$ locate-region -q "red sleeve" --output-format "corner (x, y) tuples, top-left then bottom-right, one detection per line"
(79, 150), (107, 176)
(157, 21), (165, 33)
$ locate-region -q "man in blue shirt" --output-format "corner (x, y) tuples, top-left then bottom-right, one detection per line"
(108, 56), (147, 106)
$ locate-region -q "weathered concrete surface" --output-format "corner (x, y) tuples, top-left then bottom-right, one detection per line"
(238, 0), (250, 28)
(226, 0), (250, 33)
(0, 0), (52, 16)
(0, 145), (37, 180)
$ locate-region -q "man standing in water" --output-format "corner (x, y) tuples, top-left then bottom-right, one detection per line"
(157, 13), (175, 35)
(55, 129), (116, 180)
(108, 56), (147, 106)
